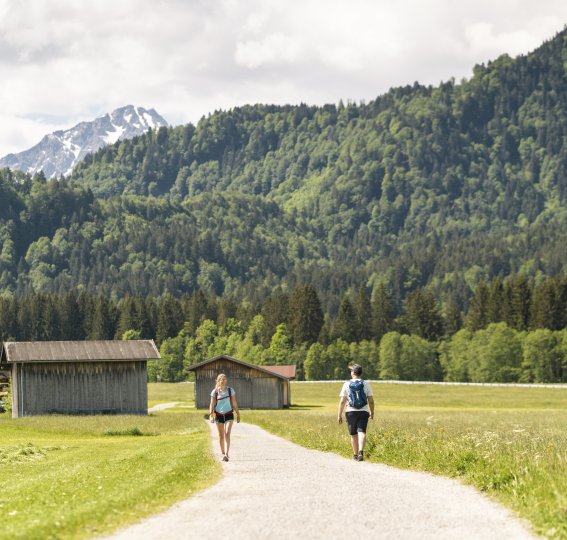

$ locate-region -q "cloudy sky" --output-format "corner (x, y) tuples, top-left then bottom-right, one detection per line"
(1, 0), (566, 158)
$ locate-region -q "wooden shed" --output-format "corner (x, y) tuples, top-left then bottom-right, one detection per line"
(188, 355), (296, 409)
(0, 340), (160, 417)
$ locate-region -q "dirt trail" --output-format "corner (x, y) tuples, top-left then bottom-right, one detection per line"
(103, 421), (538, 540)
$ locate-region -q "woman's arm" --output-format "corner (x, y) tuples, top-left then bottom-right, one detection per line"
(209, 396), (216, 422)
(231, 393), (241, 423)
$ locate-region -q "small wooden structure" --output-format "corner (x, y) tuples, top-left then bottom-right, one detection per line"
(0, 340), (160, 417)
(188, 355), (296, 409)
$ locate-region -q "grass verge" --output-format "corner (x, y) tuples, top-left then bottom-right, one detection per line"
(0, 411), (219, 540)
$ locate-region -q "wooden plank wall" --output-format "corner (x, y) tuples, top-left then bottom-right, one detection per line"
(195, 359), (283, 409)
(15, 361), (147, 416)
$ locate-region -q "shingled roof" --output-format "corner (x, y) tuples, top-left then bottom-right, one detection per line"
(0, 340), (160, 364)
(262, 365), (297, 379)
(188, 355), (296, 380)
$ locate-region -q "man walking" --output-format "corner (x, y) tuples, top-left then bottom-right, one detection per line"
(337, 363), (374, 461)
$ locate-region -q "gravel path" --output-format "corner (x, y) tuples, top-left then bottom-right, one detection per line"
(104, 421), (538, 540)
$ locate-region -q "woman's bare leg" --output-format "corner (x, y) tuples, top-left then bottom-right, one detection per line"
(224, 420), (234, 457)
(216, 422), (226, 456)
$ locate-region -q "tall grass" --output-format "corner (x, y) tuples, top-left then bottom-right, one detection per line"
(244, 382), (567, 540)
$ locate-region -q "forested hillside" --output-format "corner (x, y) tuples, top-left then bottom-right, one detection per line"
(2, 30), (567, 328)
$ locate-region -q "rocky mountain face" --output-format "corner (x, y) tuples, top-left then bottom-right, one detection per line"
(0, 105), (168, 178)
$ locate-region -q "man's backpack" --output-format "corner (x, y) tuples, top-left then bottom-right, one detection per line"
(348, 380), (367, 409)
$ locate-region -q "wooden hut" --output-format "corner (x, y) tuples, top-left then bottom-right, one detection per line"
(188, 355), (296, 409)
(0, 340), (160, 417)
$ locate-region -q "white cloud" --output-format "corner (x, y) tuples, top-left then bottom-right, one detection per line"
(235, 33), (303, 69)
(0, 0), (566, 158)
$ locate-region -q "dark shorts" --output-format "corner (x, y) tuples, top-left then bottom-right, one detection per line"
(345, 411), (370, 435)
(215, 412), (234, 424)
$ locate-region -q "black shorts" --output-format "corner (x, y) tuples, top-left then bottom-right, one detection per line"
(215, 412), (234, 424)
(345, 411), (369, 435)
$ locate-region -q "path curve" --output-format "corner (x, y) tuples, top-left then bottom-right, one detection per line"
(104, 421), (538, 540)
(148, 402), (181, 412)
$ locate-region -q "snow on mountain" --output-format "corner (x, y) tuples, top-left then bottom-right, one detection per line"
(0, 105), (168, 178)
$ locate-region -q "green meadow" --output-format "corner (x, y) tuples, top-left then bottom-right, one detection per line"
(0, 386), (218, 540)
(245, 382), (567, 540)
(1, 382), (566, 539)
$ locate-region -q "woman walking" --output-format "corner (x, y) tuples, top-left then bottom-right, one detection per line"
(209, 373), (240, 461)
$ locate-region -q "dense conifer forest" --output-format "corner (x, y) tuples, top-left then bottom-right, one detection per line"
(2, 30), (567, 382)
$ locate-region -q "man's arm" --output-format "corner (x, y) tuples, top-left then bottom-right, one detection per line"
(368, 396), (375, 419)
(337, 396), (347, 424)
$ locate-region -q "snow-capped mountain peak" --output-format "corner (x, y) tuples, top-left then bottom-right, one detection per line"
(0, 105), (168, 178)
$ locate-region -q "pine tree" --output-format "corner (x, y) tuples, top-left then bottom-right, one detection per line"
(353, 286), (372, 341)
(371, 284), (395, 343)
(156, 295), (183, 345)
(510, 274), (532, 331)
(261, 292), (289, 347)
(60, 290), (85, 340)
(333, 295), (358, 343)
(40, 295), (60, 340)
(135, 297), (154, 339)
(403, 288), (443, 341)
(115, 296), (137, 339)
(530, 277), (565, 331)
(0, 297), (17, 340)
(90, 296), (115, 340)
(217, 296), (238, 328)
(487, 277), (504, 323)
(187, 290), (209, 333)
(465, 282), (490, 331)
(443, 300), (463, 337)
(288, 284), (324, 345)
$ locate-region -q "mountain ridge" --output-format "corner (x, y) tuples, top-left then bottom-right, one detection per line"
(0, 105), (168, 178)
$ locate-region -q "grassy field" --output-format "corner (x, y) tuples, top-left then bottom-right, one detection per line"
(2, 382), (566, 539)
(0, 399), (217, 540)
(243, 382), (567, 540)
(147, 382), (194, 408)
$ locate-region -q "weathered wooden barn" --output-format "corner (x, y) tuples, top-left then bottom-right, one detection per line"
(0, 340), (160, 417)
(188, 355), (296, 409)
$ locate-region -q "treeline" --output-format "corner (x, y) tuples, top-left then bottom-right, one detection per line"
(152, 317), (567, 384)
(2, 274), (567, 383)
(1, 274), (566, 345)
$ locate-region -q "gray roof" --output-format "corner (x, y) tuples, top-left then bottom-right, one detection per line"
(187, 355), (294, 380)
(1, 340), (160, 363)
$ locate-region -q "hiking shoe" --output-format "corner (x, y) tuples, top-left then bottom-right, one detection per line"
(222, 455), (228, 462)
(353, 454), (359, 461)
(358, 451), (364, 462)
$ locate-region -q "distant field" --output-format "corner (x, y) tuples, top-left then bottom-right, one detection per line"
(148, 382), (194, 408)
(244, 382), (567, 540)
(289, 380), (567, 411)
